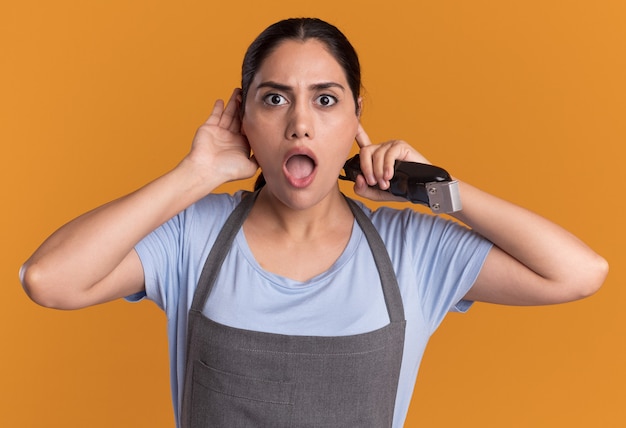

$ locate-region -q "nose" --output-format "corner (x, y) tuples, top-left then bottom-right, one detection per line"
(285, 101), (314, 140)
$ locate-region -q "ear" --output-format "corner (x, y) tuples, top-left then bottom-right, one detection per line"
(356, 97), (363, 118)
(236, 91), (243, 110)
(237, 90), (247, 135)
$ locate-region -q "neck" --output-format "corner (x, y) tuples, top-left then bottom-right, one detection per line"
(249, 186), (352, 240)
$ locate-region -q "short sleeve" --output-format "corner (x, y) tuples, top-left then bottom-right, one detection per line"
(412, 214), (491, 331)
(131, 192), (242, 317)
(134, 212), (184, 312)
(124, 290), (146, 302)
(369, 206), (492, 334)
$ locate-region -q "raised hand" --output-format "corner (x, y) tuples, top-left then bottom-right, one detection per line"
(352, 124), (429, 202)
(21, 89), (261, 310)
(183, 88), (259, 188)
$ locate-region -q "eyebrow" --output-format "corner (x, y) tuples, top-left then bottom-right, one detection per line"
(255, 81), (346, 92)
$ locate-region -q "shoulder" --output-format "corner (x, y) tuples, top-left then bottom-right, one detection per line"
(349, 199), (447, 235)
(136, 191), (247, 261)
(182, 191), (247, 226)
(348, 198), (487, 254)
(191, 190), (245, 214)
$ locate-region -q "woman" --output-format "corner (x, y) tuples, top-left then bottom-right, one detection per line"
(21, 18), (608, 427)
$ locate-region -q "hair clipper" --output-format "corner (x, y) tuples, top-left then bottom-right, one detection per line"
(339, 154), (462, 214)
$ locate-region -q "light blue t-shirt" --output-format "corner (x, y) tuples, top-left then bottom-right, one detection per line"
(133, 191), (492, 427)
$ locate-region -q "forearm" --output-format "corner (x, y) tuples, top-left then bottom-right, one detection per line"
(453, 180), (608, 303)
(21, 159), (220, 306)
(22, 91), (258, 308)
(351, 133), (608, 304)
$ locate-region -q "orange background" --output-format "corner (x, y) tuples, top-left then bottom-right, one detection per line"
(2, 0), (625, 426)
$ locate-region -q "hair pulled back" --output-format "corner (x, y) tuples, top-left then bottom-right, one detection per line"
(241, 17), (362, 114)
(241, 18), (362, 191)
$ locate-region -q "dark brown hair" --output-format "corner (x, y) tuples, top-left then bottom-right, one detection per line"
(241, 18), (362, 190)
(241, 17), (361, 113)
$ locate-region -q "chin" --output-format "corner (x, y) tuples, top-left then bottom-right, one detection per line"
(262, 181), (340, 212)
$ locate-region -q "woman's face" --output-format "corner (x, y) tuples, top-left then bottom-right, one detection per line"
(242, 39), (360, 209)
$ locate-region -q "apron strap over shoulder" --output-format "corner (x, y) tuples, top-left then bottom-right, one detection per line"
(190, 191), (259, 312)
(344, 197), (406, 323)
(190, 191), (405, 323)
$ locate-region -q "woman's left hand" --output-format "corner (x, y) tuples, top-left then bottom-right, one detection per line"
(353, 124), (429, 202)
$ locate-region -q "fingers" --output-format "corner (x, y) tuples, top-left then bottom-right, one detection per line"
(220, 88), (242, 132)
(204, 88), (242, 132)
(354, 124), (376, 185)
(353, 174), (406, 203)
(357, 132), (398, 188)
(205, 99), (225, 126)
(359, 140), (418, 189)
(355, 123), (372, 148)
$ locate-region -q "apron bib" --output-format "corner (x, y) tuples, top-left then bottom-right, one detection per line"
(181, 192), (406, 427)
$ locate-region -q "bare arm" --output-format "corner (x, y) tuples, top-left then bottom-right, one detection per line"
(450, 181), (607, 305)
(21, 89), (258, 309)
(353, 125), (608, 305)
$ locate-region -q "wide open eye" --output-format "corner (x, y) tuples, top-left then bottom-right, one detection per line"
(263, 93), (288, 106)
(315, 94), (337, 107)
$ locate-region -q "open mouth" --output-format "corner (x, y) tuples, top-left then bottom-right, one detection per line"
(283, 152), (317, 187)
(285, 154), (316, 179)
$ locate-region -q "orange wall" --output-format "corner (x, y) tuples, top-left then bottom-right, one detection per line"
(2, 1), (624, 426)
